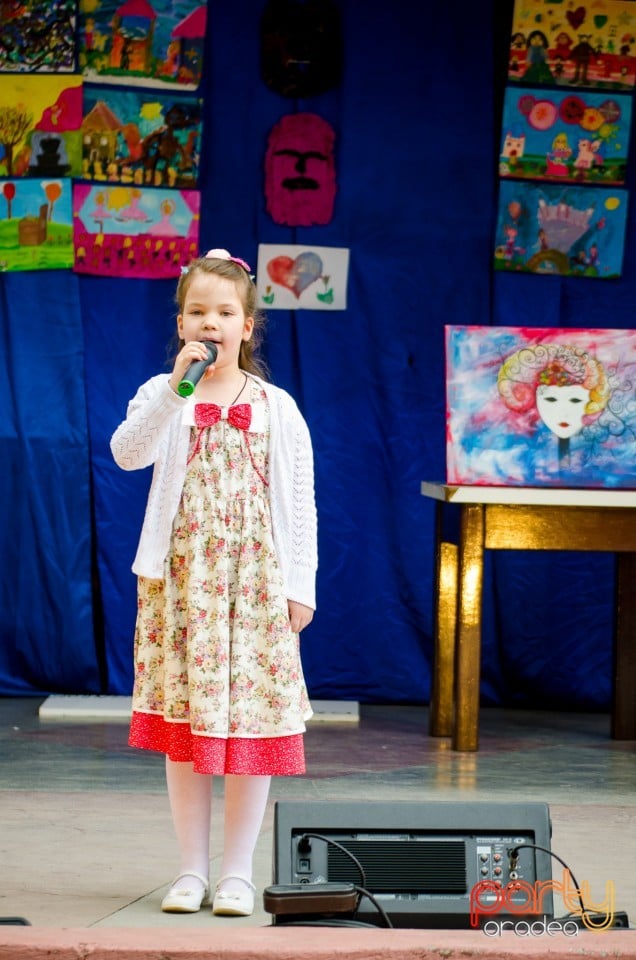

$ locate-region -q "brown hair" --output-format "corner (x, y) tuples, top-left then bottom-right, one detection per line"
(174, 254), (269, 379)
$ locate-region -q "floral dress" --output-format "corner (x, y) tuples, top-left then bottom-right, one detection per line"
(128, 381), (312, 775)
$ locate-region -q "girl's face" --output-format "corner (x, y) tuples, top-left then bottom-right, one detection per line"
(177, 271), (253, 370)
(536, 384), (590, 438)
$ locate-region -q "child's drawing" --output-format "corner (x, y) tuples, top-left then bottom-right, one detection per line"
(0, 75), (83, 178)
(508, 0), (636, 90)
(78, 0), (207, 90)
(81, 85), (203, 188)
(0, 1), (77, 73)
(0, 178), (73, 271)
(256, 244), (349, 310)
(500, 87), (632, 185)
(494, 180), (628, 278)
(446, 325), (636, 488)
(73, 183), (200, 278)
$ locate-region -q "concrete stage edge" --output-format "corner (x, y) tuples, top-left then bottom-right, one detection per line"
(0, 927), (634, 960)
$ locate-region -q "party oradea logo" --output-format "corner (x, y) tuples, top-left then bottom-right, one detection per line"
(470, 870), (616, 936)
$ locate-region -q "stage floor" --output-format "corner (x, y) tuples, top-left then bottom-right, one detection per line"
(1, 698), (635, 940)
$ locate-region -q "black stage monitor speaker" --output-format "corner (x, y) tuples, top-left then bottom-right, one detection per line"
(272, 800), (553, 928)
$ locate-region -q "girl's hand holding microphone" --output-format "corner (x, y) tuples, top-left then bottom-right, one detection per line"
(169, 340), (218, 397)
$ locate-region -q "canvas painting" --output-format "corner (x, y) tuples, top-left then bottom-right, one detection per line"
(0, 178), (73, 271)
(73, 183), (200, 278)
(81, 84), (203, 188)
(494, 179), (628, 278)
(0, 75), (83, 179)
(445, 325), (636, 489)
(78, 1), (207, 90)
(0, 1), (77, 73)
(256, 244), (349, 310)
(509, 0), (636, 90)
(500, 86), (632, 185)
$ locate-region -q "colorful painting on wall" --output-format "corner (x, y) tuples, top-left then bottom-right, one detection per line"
(73, 183), (200, 278)
(508, 0), (636, 90)
(256, 244), (350, 310)
(0, 75), (83, 179)
(80, 84), (203, 188)
(500, 86), (632, 185)
(445, 325), (636, 489)
(494, 179), (628, 278)
(78, 0), (207, 90)
(0, 1), (77, 73)
(0, 177), (73, 271)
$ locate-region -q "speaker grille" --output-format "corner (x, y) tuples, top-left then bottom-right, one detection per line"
(327, 839), (467, 893)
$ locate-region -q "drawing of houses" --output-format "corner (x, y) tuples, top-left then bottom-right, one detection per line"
(82, 101), (122, 167)
(79, 1), (207, 89)
(110, 0), (157, 73)
(170, 7), (207, 85)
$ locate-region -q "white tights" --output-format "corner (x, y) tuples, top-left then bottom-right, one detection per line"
(165, 757), (271, 894)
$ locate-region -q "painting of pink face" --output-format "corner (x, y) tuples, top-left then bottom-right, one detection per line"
(265, 112), (336, 226)
(536, 383), (590, 438)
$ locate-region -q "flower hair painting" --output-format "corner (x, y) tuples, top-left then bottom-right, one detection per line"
(446, 325), (636, 488)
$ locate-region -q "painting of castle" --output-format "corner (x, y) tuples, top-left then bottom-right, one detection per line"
(494, 180), (628, 279)
(78, 0), (207, 90)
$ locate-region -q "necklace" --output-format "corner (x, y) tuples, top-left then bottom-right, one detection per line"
(226, 373), (248, 407)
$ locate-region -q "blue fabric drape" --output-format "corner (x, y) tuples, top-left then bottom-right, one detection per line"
(0, 0), (628, 710)
(0, 272), (97, 693)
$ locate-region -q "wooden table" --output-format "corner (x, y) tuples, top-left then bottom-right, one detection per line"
(421, 482), (636, 751)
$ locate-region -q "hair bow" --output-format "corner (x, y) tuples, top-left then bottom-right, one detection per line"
(205, 248), (252, 273)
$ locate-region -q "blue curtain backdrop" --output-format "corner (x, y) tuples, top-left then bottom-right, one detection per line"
(0, 0), (629, 709)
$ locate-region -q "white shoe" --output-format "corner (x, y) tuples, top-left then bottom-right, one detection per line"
(161, 871), (210, 913)
(212, 875), (256, 916)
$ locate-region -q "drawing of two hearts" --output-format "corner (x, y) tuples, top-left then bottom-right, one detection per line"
(266, 251), (323, 298)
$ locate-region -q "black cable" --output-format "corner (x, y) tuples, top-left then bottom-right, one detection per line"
(298, 833), (367, 890)
(353, 885), (393, 928)
(275, 919), (381, 928)
(510, 842), (591, 921)
(298, 833), (394, 927)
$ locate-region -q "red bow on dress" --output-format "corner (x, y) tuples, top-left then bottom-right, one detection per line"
(194, 403), (252, 430)
(189, 401), (267, 484)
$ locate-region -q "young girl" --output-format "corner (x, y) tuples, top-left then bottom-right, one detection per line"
(110, 249), (317, 917)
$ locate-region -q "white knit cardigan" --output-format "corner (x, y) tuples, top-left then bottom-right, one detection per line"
(110, 373), (318, 609)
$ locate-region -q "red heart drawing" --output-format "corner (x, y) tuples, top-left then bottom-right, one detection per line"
(566, 6), (586, 30)
(266, 252), (323, 298)
(267, 256), (295, 290)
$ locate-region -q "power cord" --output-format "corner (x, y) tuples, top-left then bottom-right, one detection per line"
(295, 832), (393, 928)
(509, 843), (630, 930)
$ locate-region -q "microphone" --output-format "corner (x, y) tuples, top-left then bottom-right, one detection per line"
(178, 341), (218, 397)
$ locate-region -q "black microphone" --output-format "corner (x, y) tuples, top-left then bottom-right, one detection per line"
(177, 341), (218, 397)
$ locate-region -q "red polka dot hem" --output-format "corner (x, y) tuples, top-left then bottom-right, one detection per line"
(129, 711), (306, 775)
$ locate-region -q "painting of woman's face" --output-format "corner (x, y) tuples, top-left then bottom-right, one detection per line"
(536, 383), (590, 438)
(446, 326), (635, 489)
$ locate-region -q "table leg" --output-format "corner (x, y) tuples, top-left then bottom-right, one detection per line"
(453, 504), (484, 752)
(613, 552), (636, 739)
(429, 540), (458, 737)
